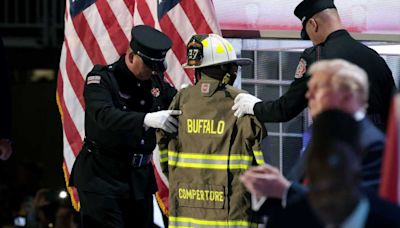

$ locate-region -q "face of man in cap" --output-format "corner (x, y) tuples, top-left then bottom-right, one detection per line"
(125, 50), (154, 81)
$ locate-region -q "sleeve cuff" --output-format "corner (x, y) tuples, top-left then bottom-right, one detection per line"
(281, 182), (292, 208)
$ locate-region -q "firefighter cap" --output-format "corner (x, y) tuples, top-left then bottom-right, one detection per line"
(294, 0), (336, 40)
(182, 34), (252, 69)
(130, 25), (172, 71)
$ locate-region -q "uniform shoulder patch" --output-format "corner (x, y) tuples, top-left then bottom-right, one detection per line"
(87, 75), (101, 85)
(295, 58), (307, 79)
(201, 83), (210, 93)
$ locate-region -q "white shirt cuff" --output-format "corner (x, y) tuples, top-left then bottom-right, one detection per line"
(281, 183), (292, 208)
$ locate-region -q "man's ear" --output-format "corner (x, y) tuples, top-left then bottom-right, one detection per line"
(310, 18), (318, 33)
(129, 52), (135, 62)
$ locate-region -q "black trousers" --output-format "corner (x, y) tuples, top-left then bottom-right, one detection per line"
(78, 191), (154, 228)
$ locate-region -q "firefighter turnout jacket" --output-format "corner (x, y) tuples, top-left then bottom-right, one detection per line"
(157, 74), (267, 227)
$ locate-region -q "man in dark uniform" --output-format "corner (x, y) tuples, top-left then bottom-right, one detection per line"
(232, 0), (396, 131)
(70, 25), (179, 228)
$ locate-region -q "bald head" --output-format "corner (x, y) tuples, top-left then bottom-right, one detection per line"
(305, 8), (344, 44)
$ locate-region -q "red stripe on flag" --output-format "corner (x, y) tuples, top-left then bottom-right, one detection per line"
(96, 0), (130, 56)
(72, 13), (107, 65)
(57, 73), (83, 157)
(180, 1), (214, 34)
(64, 40), (85, 108)
(137, 0), (155, 27)
(123, 0), (135, 16)
(159, 15), (195, 83)
(380, 97), (400, 204)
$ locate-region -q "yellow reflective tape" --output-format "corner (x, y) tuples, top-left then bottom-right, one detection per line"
(169, 216), (257, 227)
(226, 42), (233, 52)
(168, 151), (253, 161)
(216, 44), (225, 53)
(253, 150), (263, 156)
(160, 149), (168, 156)
(168, 161), (250, 170)
(160, 157), (168, 163)
(201, 39), (209, 47)
(256, 159), (265, 165)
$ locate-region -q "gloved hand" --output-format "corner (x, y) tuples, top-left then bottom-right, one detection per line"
(232, 93), (262, 118)
(144, 110), (182, 133)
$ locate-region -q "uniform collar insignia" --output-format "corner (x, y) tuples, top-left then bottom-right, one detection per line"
(151, 87), (160, 97)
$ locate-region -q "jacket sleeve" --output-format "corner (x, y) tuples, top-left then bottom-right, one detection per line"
(247, 116), (267, 165)
(156, 90), (182, 177)
(253, 76), (309, 123)
(84, 69), (145, 136)
(253, 50), (315, 123)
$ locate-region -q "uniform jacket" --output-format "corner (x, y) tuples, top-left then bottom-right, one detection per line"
(157, 75), (266, 227)
(254, 30), (396, 130)
(70, 57), (176, 199)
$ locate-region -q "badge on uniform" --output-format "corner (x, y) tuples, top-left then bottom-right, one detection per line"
(295, 58), (307, 79)
(87, 75), (101, 85)
(201, 83), (210, 94)
(151, 87), (160, 97)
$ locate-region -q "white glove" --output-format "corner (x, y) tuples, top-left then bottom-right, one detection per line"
(232, 93), (262, 118)
(144, 110), (182, 133)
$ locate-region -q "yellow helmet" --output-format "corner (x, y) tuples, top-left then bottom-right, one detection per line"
(182, 34), (252, 68)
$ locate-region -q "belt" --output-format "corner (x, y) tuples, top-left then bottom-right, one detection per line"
(84, 139), (152, 168)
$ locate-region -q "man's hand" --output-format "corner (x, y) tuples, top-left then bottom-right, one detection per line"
(240, 164), (290, 199)
(0, 139), (12, 160)
(232, 93), (261, 118)
(144, 110), (182, 133)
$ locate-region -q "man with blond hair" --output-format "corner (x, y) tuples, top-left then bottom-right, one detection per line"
(240, 59), (385, 224)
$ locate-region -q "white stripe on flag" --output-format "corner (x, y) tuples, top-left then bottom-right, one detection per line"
(63, 130), (77, 174)
(165, 51), (192, 87)
(64, 17), (93, 78)
(107, 0), (133, 39)
(167, 3), (196, 44)
(195, 0), (221, 34)
(59, 45), (85, 139)
(84, 5), (120, 63)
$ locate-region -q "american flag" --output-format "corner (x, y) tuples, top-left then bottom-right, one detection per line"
(379, 93), (400, 206)
(56, 0), (220, 211)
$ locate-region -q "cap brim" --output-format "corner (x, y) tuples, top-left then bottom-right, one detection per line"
(182, 58), (253, 69)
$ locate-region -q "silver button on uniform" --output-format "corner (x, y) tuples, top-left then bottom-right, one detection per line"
(140, 100), (145, 105)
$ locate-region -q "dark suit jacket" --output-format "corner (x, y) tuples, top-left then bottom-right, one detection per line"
(258, 117), (385, 218)
(287, 117), (384, 191)
(266, 191), (400, 228)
